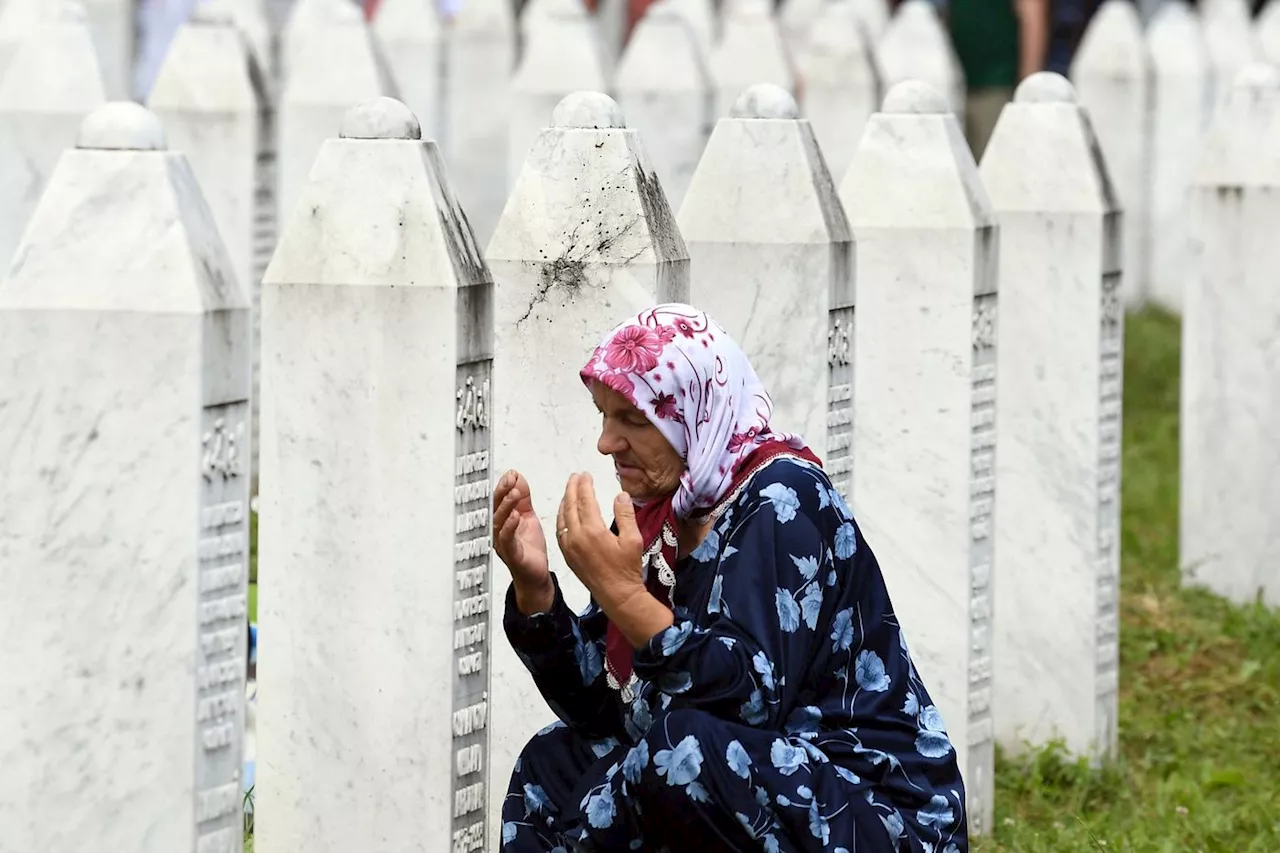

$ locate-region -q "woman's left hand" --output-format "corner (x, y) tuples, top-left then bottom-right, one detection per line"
(555, 473), (645, 609)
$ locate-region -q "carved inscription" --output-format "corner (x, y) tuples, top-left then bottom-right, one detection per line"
(195, 403), (249, 852)
(1095, 271), (1122, 759)
(826, 308), (855, 503)
(968, 294), (997, 836)
(453, 361), (492, 852)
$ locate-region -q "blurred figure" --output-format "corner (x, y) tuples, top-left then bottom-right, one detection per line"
(1046, 0), (1100, 76)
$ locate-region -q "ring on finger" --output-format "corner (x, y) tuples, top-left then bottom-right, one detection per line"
(557, 527), (570, 538)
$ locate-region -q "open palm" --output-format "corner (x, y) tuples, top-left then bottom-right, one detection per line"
(493, 470), (550, 587)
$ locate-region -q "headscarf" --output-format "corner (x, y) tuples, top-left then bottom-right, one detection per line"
(579, 303), (820, 698)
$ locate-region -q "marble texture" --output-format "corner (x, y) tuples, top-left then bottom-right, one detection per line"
(979, 72), (1122, 762)
(679, 84), (853, 492)
(508, 0), (609, 186)
(442, 0), (515, 247)
(258, 96), (494, 853)
(1203, 0), (1263, 111)
(0, 102), (250, 853)
(373, 0), (443, 138)
(839, 80), (996, 835)
(875, 0), (965, 119)
(709, 0), (795, 119)
(1146, 1), (1211, 313)
(796, 0), (881, 179)
(615, 0), (712, 212)
(277, 4), (384, 226)
(0, 13), (105, 276)
(486, 91), (689, 844)
(1182, 64), (1280, 609)
(1070, 0), (1150, 306)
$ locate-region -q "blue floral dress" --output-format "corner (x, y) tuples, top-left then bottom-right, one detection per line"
(502, 458), (968, 852)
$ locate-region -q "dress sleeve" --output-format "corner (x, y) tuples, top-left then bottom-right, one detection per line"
(503, 572), (627, 740)
(631, 466), (841, 730)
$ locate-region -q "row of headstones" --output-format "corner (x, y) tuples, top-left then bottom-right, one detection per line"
(1072, 0), (1280, 314)
(2, 59), (1278, 853)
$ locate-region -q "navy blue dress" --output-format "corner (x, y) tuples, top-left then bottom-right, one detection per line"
(502, 458), (968, 852)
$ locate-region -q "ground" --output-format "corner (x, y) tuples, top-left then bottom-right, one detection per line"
(242, 308), (1280, 851)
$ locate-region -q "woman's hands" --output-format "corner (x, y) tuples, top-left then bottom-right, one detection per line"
(493, 471), (554, 615)
(555, 473), (645, 611)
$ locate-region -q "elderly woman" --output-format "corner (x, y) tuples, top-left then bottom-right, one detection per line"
(492, 305), (968, 852)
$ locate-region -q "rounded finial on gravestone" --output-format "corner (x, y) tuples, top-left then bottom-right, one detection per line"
(340, 97), (423, 140)
(1014, 71), (1078, 104)
(77, 102), (167, 151)
(552, 91), (626, 129)
(730, 84), (801, 119)
(882, 80), (949, 115)
(1232, 61), (1280, 93)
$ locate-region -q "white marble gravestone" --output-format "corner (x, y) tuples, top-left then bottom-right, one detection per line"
(796, 0), (881, 178)
(839, 80), (996, 834)
(280, 0), (361, 79)
(222, 0), (273, 79)
(979, 72), (1122, 762)
(508, 0), (610, 186)
(778, 0), (823, 52)
(257, 97), (494, 852)
(0, 9), (105, 275)
(374, 0), (443, 138)
(0, 0), (61, 81)
(443, 0), (516, 247)
(487, 91), (689, 841)
(1259, 0), (1280, 66)
(0, 102), (250, 853)
(850, 0), (890, 41)
(1182, 64), (1280, 609)
(680, 84), (853, 489)
(1070, 0), (1150, 306)
(666, 0), (716, 63)
(1204, 0), (1263, 111)
(81, 0), (131, 99)
(277, 1), (384, 224)
(876, 0), (965, 118)
(615, 0), (712, 212)
(1146, 0), (1211, 313)
(709, 0), (795, 119)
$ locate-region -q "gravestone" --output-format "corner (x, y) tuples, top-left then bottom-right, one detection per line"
(0, 0), (57, 81)
(615, 0), (712, 211)
(508, 0), (609, 186)
(1070, 0), (1150, 306)
(1260, 0), (1280, 67)
(979, 72), (1122, 762)
(1182, 64), (1280, 609)
(257, 96), (494, 852)
(277, 0), (384, 225)
(1203, 0), (1263, 110)
(374, 0), (443, 137)
(666, 0), (715, 63)
(778, 0), (824, 51)
(709, 0), (795, 119)
(839, 80), (997, 834)
(0, 7), (105, 275)
(443, 0), (516, 246)
(796, 0), (881, 178)
(876, 0), (965, 118)
(222, 0), (273, 78)
(850, 0), (890, 41)
(0, 101), (250, 852)
(487, 90), (689, 841)
(1146, 0), (1211, 313)
(680, 84), (853, 490)
(82, 0), (130, 98)
(280, 0), (361, 79)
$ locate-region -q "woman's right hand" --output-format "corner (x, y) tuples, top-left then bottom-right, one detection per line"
(493, 470), (555, 615)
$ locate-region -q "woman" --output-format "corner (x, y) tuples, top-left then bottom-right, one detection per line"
(492, 304), (967, 852)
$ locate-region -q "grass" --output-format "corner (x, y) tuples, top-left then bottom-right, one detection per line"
(979, 308), (1280, 852)
(240, 308), (1279, 850)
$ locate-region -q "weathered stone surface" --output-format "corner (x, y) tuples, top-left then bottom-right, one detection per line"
(258, 96), (493, 853)
(839, 79), (996, 835)
(487, 90), (689, 843)
(1182, 63), (1280, 609)
(980, 71), (1122, 762)
(709, 0), (794, 119)
(0, 102), (250, 853)
(1070, 0), (1150, 305)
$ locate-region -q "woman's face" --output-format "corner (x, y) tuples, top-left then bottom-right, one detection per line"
(591, 381), (685, 502)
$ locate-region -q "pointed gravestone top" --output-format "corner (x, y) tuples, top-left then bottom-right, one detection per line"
(552, 90), (625, 128)
(616, 0), (708, 91)
(340, 95), (422, 139)
(374, 0), (441, 39)
(730, 83), (800, 119)
(0, 11), (104, 112)
(1071, 0), (1146, 75)
(1148, 0), (1207, 74)
(77, 101), (166, 150)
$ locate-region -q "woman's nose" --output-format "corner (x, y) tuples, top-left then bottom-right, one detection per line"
(597, 423), (625, 455)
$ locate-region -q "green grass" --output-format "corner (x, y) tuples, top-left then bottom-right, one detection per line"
(241, 308), (1279, 850)
(979, 308), (1280, 852)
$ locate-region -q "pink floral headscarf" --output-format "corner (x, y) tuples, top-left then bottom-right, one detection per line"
(581, 303), (807, 517)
